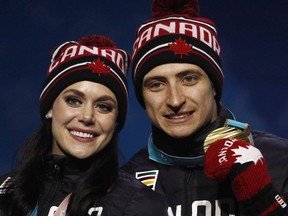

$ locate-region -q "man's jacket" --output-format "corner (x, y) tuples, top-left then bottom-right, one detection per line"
(122, 107), (288, 216)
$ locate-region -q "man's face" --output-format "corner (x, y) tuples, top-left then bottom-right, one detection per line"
(142, 63), (218, 138)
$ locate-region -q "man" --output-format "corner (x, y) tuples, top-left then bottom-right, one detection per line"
(122, 0), (288, 215)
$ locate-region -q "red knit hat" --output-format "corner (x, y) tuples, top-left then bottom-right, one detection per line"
(132, 0), (223, 107)
(39, 35), (130, 131)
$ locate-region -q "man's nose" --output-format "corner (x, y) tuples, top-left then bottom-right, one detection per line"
(166, 86), (186, 111)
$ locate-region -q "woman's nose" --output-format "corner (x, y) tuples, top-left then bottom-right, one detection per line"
(78, 105), (95, 125)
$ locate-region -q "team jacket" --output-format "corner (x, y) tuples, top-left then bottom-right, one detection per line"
(0, 155), (168, 216)
(121, 109), (288, 216)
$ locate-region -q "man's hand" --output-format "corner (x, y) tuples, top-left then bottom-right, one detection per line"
(204, 138), (287, 215)
(204, 138), (270, 200)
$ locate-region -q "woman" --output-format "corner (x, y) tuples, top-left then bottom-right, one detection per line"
(0, 35), (167, 215)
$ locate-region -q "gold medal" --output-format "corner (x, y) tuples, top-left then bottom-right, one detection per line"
(204, 119), (252, 152)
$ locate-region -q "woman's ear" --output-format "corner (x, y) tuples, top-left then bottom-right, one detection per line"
(114, 122), (118, 131)
(45, 110), (52, 119)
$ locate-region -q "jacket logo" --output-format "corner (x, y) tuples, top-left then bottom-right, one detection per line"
(88, 206), (103, 215)
(48, 206), (103, 216)
(135, 170), (159, 191)
(168, 199), (238, 216)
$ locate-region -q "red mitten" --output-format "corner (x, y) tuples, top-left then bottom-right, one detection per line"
(204, 138), (287, 215)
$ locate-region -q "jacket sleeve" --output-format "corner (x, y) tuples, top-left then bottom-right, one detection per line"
(248, 131), (288, 215)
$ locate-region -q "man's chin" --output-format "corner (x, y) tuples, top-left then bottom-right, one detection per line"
(164, 128), (195, 139)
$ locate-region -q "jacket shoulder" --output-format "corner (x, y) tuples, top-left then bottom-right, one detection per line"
(252, 130), (288, 152)
(252, 131), (288, 195)
(99, 170), (168, 215)
(121, 148), (157, 173)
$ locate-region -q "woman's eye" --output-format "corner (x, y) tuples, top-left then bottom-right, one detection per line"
(65, 97), (81, 106)
(97, 104), (113, 112)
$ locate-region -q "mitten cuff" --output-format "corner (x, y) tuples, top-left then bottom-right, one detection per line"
(238, 184), (288, 215)
(231, 161), (271, 201)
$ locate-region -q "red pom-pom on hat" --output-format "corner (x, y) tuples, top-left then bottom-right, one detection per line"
(152, 0), (199, 18)
(78, 35), (116, 48)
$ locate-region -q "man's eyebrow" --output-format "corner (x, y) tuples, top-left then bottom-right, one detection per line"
(175, 69), (203, 78)
(143, 68), (204, 85)
(143, 76), (166, 86)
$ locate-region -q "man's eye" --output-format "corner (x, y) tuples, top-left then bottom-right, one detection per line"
(146, 81), (165, 91)
(150, 82), (162, 88)
(183, 75), (198, 84)
(184, 75), (194, 81)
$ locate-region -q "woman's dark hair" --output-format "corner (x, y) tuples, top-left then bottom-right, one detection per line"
(0, 121), (53, 215)
(0, 119), (119, 216)
(67, 136), (118, 216)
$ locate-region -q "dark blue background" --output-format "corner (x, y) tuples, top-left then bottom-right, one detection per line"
(1, 0), (287, 175)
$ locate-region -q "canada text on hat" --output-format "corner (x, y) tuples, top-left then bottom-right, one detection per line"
(39, 35), (130, 130)
(49, 42), (127, 74)
(133, 16), (221, 58)
(132, 0), (223, 107)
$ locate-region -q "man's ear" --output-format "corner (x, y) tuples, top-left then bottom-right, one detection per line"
(210, 80), (216, 97)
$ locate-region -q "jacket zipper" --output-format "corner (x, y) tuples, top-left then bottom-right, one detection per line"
(184, 170), (192, 216)
(38, 164), (61, 216)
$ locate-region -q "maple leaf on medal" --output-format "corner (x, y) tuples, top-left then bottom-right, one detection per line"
(87, 58), (110, 75)
(169, 37), (193, 58)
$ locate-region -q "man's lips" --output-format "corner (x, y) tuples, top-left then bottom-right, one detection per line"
(164, 111), (193, 119)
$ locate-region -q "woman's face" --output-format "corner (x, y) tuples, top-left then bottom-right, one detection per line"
(47, 81), (118, 159)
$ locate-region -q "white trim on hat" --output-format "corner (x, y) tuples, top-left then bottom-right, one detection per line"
(40, 62), (88, 99)
(40, 61), (128, 100)
(134, 43), (168, 79)
(193, 46), (223, 77)
(134, 41), (223, 80)
(117, 49), (130, 76)
(109, 67), (128, 96)
(137, 16), (217, 34)
(50, 41), (78, 63)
